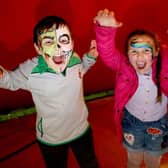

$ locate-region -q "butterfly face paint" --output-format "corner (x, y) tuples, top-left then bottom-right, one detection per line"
(127, 35), (156, 74)
(39, 25), (73, 73)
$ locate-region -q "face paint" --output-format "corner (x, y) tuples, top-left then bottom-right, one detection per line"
(128, 34), (159, 57)
(40, 30), (57, 57)
(38, 25), (74, 73)
(130, 42), (153, 56)
(127, 35), (156, 74)
(56, 27), (73, 59)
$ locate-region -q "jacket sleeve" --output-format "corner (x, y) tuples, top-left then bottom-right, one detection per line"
(0, 57), (37, 91)
(160, 45), (168, 96)
(94, 23), (124, 71)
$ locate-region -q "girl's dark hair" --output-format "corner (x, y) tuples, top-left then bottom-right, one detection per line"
(125, 29), (162, 102)
(33, 16), (71, 45)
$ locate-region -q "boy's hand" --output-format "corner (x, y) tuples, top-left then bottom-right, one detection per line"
(0, 68), (3, 78)
(94, 8), (122, 28)
(88, 40), (98, 58)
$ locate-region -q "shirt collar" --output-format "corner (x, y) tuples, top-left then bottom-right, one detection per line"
(31, 52), (81, 75)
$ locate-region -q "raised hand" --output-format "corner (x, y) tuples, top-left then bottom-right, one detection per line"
(0, 68), (3, 78)
(88, 40), (98, 58)
(94, 8), (122, 28)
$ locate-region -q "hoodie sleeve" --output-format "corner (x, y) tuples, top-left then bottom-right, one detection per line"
(0, 57), (37, 91)
(81, 54), (97, 75)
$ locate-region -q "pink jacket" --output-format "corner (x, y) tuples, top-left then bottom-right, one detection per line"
(94, 24), (168, 142)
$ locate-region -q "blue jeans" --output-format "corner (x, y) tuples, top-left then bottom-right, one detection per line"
(122, 109), (168, 156)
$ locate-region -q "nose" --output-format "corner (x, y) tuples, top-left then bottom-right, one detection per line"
(57, 44), (61, 48)
(55, 44), (61, 56)
(137, 51), (145, 59)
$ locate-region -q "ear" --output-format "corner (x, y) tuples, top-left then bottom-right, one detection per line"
(34, 43), (43, 55)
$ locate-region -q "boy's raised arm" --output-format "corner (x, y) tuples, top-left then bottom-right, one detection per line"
(87, 40), (98, 58)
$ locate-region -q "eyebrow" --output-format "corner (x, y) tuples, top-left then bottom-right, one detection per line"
(59, 34), (70, 39)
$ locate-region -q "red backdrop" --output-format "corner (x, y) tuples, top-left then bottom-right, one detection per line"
(0, 0), (168, 112)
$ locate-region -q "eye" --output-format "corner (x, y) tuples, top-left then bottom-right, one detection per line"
(128, 49), (137, 56)
(42, 39), (54, 46)
(144, 48), (152, 54)
(59, 34), (70, 44)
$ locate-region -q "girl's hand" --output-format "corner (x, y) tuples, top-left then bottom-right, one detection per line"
(94, 8), (122, 28)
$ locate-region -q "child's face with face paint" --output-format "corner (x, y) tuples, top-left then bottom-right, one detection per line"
(36, 24), (74, 73)
(127, 35), (159, 74)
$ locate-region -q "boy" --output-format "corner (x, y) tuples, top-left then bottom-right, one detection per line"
(0, 16), (99, 168)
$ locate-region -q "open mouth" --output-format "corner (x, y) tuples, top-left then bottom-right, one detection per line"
(52, 55), (65, 64)
(136, 62), (146, 69)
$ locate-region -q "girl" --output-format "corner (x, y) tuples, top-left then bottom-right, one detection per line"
(94, 9), (168, 168)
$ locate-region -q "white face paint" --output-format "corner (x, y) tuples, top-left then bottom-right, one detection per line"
(39, 24), (74, 73)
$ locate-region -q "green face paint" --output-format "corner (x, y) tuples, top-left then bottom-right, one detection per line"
(40, 30), (57, 57)
(37, 25), (74, 73)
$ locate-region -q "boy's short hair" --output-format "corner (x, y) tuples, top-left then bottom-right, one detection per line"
(33, 16), (71, 45)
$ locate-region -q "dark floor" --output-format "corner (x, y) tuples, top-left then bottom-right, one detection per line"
(0, 96), (168, 168)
